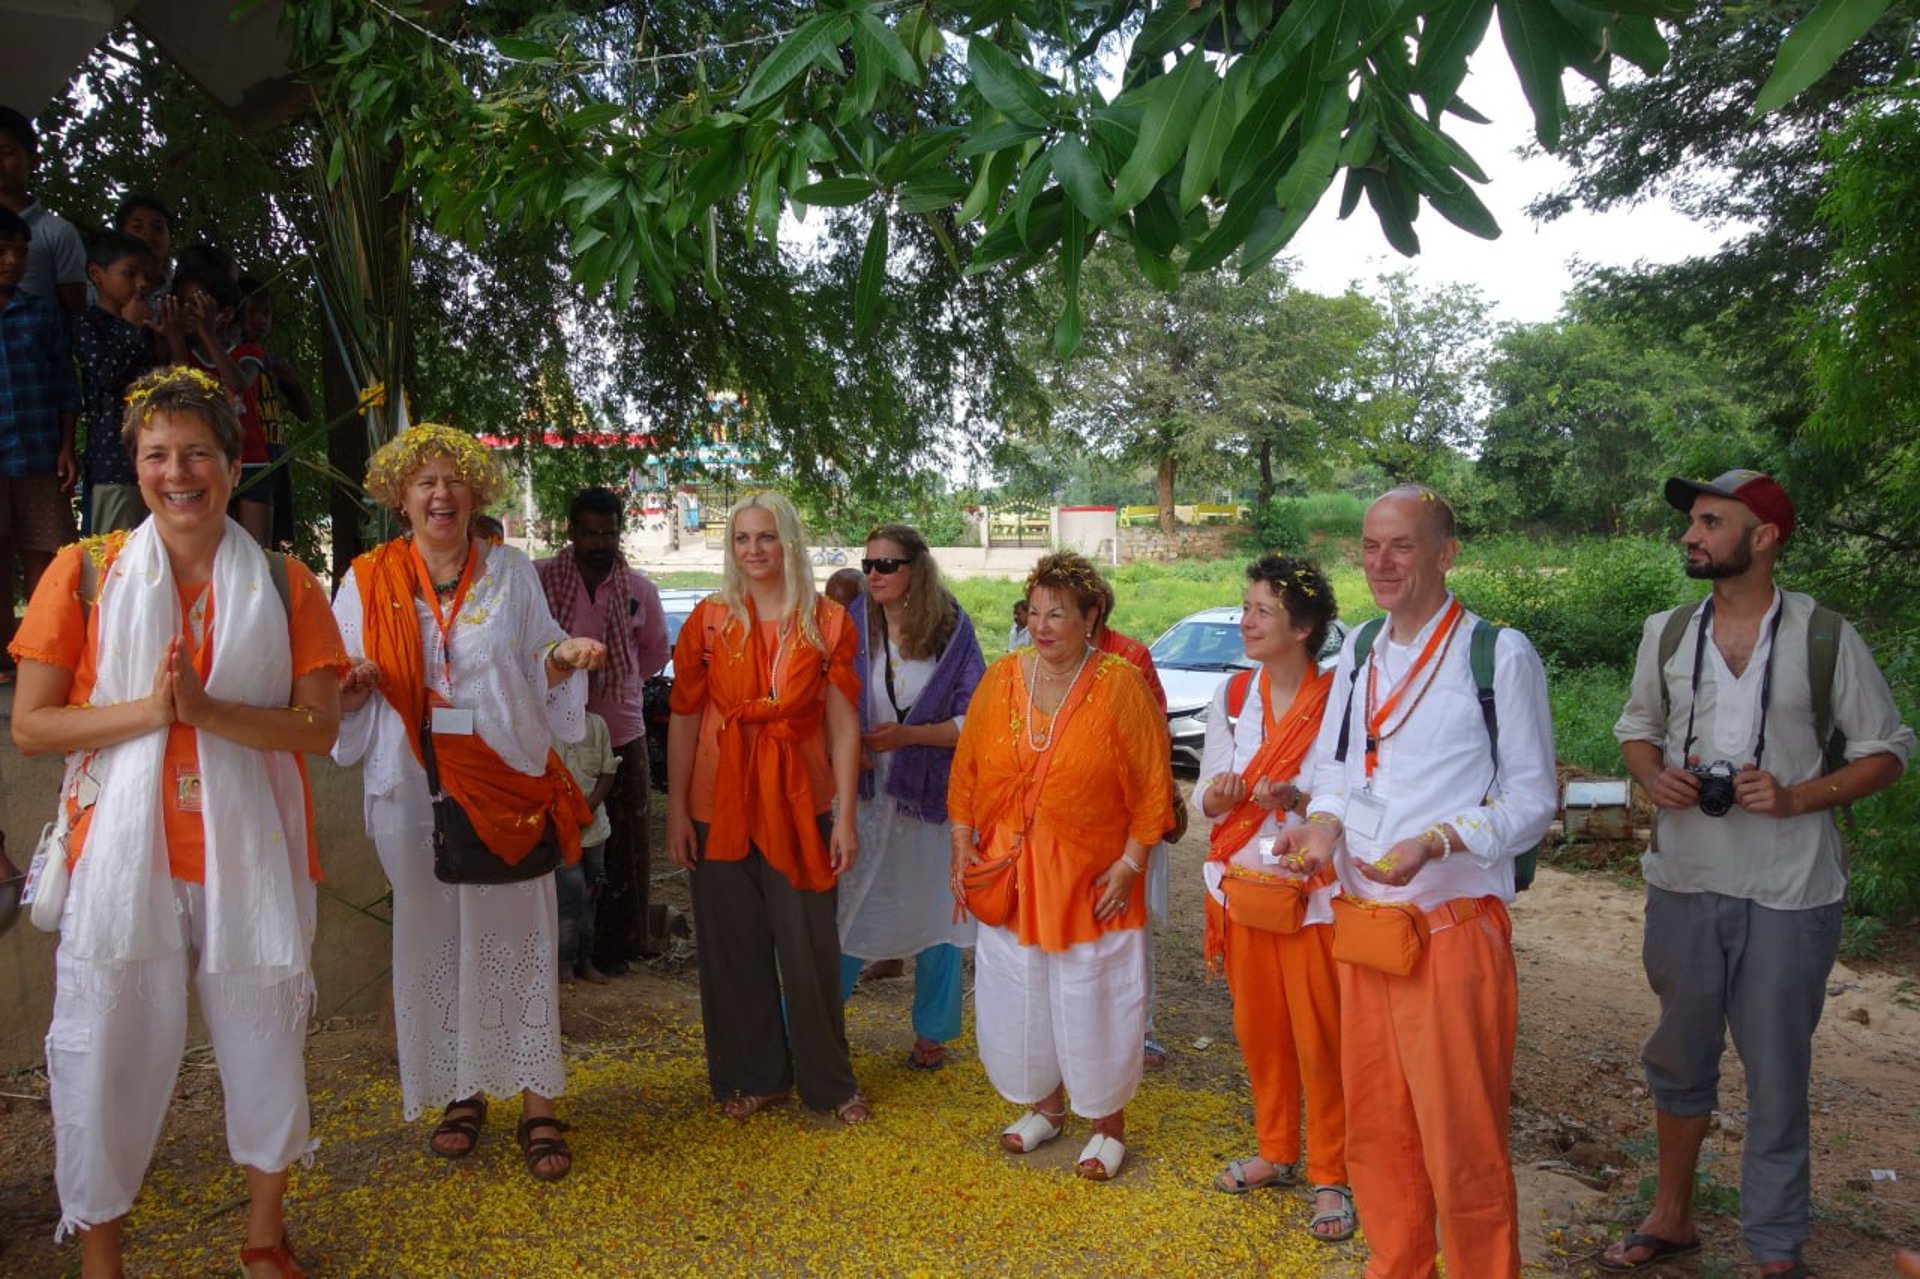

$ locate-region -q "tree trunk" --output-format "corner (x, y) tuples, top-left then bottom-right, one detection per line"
(322, 329), (366, 584)
(1257, 438), (1275, 509)
(1157, 453), (1177, 535)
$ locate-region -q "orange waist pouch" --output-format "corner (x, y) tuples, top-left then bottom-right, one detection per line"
(1330, 895), (1430, 976)
(962, 830), (1021, 928)
(1221, 865), (1308, 936)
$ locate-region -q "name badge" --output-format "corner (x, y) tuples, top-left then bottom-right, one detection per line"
(1346, 790), (1388, 841)
(1256, 834), (1281, 865)
(432, 706), (476, 736)
(174, 767), (204, 813)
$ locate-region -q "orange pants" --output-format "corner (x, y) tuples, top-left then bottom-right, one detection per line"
(1225, 918), (1346, 1184)
(1338, 899), (1519, 1279)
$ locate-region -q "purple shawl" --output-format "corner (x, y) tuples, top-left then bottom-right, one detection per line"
(852, 594), (986, 825)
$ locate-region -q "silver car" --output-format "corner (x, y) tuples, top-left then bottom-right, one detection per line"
(1148, 608), (1349, 771)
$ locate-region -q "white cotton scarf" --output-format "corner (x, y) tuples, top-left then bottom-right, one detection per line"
(67, 518), (309, 979)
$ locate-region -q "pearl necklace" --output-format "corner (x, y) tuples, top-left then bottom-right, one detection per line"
(1024, 644), (1094, 753)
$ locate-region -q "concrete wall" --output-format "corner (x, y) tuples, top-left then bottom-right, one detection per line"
(0, 692), (395, 1072)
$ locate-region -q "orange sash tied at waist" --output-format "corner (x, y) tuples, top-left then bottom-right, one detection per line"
(353, 537), (588, 866)
(701, 599), (842, 892)
(1205, 667), (1333, 971)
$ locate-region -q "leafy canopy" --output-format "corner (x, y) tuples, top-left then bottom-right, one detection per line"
(293, 0), (1715, 357)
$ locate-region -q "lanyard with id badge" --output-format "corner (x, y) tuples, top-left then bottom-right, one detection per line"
(413, 539), (479, 740)
(1327, 602), (1465, 975)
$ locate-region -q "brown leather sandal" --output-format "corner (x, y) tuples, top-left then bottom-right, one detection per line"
(721, 1090), (790, 1120)
(429, 1096), (486, 1158)
(238, 1238), (308, 1278)
(516, 1114), (573, 1182)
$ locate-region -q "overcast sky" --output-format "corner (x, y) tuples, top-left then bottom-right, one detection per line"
(1287, 49), (1743, 323)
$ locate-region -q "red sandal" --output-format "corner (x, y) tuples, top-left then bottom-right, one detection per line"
(238, 1238), (307, 1278)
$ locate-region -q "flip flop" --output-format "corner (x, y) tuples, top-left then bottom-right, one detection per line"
(1592, 1231), (1703, 1272)
(1212, 1157), (1297, 1194)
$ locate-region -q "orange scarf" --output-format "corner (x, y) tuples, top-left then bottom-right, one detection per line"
(699, 597), (841, 891)
(353, 538), (588, 866)
(1204, 667), (1333, 970)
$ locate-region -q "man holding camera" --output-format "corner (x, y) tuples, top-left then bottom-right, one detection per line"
(1603, 471), (1912, 1276)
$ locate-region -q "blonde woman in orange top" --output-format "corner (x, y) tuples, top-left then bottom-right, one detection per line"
(664, 492), (869, 1123)
(948, 551), (1172, 1181)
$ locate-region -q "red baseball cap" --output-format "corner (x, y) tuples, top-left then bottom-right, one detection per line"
(1665, 469), (1795, 542)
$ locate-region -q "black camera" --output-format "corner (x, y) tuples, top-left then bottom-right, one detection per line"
(1687, 759), (1738, 817)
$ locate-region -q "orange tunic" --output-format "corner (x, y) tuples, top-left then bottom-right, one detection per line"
(948, 651), (1172, 951)
(9, 535), (349, 882)
(669, 595), (860, 891)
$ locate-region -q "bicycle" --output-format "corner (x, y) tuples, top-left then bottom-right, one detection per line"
(811, 546), (848, 566)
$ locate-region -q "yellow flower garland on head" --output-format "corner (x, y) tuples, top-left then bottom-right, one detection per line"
(363, 422), (506, 511)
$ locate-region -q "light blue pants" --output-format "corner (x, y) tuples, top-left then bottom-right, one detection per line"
(838, 943), (963, 1044)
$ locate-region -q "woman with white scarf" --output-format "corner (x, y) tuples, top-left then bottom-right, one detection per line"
(332, 424), (603, 1183)
(10, 366), (347, 1279)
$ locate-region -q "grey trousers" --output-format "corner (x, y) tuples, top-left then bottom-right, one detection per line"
(1641, 885), (1843, 1265)
(690, 820), (857, 1110)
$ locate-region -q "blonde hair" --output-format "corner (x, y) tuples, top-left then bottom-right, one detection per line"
(719, 491), (824, 653)
(866, 523), (956, 661)
(363, 423), (506, 511)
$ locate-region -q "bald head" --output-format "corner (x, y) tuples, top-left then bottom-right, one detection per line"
(1373, 485), (1457, 542)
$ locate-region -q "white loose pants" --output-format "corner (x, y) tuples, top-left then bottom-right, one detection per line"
(974, 923), (1147, 1119)
(47, 876), (315, 1239)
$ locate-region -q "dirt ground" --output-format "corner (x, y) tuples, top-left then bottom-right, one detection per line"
(1, 809), (1916, 1277)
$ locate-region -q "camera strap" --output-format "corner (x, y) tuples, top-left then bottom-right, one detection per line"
(1681, 596), (1786, 768)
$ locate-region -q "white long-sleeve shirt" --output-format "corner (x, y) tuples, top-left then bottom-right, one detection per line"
(1304, 595), (1558, 911)
(1191, 670), (1335, 925)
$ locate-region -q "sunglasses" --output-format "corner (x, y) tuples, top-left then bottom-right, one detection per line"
(861, 556), (916, 575)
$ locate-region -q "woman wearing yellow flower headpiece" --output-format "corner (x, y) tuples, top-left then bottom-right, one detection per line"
(10, 366), (348, 1279)
(331, 423), (604, 1183)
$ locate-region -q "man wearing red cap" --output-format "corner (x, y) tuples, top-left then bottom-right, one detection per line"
(1600, 470), (1913, 1276)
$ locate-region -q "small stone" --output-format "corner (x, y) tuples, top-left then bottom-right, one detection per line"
(1846, 1007), (1871, 1026)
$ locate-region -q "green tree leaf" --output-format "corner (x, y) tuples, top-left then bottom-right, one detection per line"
(856, 208), (888, 340)
(1049, 135), (1115, 227)
(794, 177), (879, 206)
(1178, 61), (1247, 213)
(1112, 50), (1218, 214)
(737, 13), (852, 110)
(1497, 0), (1571, 149)
(854, 10), (923, 87)
(967, 37), (1054, 128)
(1753, 0), (1894, 116)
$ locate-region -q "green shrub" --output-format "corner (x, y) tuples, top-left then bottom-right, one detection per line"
(1254, 499), (1307, 551)
(1843, 625), (1920, 919)
(1547, 662), (1630, 774)
(1454, 537), (1698, 669)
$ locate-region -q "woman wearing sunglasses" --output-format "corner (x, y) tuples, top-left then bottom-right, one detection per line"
(837, 525), (986, 1072)
(662, 492), (870, 1123)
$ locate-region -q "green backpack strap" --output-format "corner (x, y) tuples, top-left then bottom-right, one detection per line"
(1655, 599), (1704, 725)
(1331, 618), (1386, 764)
(1467, 619), (1538, 891)
(1806, 604), (1846, 775)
